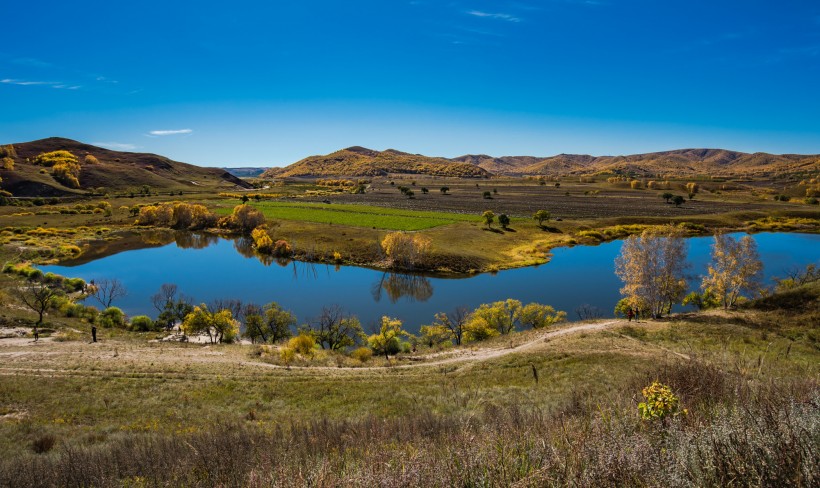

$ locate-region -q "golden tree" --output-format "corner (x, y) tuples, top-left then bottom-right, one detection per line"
(614, 226), (688, 318)
(701, 232), (762, 309)
(381, 232), (431, 269)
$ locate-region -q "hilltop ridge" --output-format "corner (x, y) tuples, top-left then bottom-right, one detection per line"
(0, 138), (252, 196)
(264, 146), (820, 178)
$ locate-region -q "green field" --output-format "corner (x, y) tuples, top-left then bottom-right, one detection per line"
(215, 200), (479, 230)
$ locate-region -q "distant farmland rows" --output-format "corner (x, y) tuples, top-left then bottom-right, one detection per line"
(215, 200), (477, 230)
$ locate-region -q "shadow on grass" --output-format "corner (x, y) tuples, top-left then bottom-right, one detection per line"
(539, 226), (563, 233)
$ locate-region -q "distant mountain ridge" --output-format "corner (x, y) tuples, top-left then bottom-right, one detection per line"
(222, 167), (269, 178)
(265, 146), (820, 178)
(262, 146), (491, 178)
(0, 138), (252, 196)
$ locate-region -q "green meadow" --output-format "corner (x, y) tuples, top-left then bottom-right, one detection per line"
(215, 200), (478, 230)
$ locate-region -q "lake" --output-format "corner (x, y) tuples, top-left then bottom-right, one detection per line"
(42, 232), (820, 333)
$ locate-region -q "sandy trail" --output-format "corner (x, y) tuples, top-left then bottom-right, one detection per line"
(241, 320), (621, 372)
(0, 320), (668, 377)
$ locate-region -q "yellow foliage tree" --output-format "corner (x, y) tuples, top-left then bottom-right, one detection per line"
(251, 227), (274, 253)
(218, 204), (266, 234)
(614, 226), (688, 318)
(181, 305), (239, 343)
(701, 232), (762, 309)
(52, 159), (81, 188)
(381, 232), (431, 269)
(367, 316), (409, 359)
(518, 303), (566, 328)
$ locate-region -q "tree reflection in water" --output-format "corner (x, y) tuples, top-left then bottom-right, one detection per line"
(372, 272), (433, 303)
(174, 232), (218, 250)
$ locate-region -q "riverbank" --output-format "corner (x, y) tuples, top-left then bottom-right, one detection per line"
(0, 283), (817, 485)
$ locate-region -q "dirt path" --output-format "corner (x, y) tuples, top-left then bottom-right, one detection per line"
(0, 320), (657, 378)
(242, 320), (622, 372)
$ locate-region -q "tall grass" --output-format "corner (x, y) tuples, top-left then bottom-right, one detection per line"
(2, 361), (815, 487)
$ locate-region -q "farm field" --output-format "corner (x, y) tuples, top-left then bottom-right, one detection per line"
(213, 200), (478, 230)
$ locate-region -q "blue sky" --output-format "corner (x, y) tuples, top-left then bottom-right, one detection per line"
(2, 1), (819, 166)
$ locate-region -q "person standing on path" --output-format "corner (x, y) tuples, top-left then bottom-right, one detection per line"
(91, 325), (97, 343)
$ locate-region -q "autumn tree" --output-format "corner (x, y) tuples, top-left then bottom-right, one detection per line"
(685, 182), (699, 195)
(251, 227), (274, 253)
(182, 305), (240, 343)
(418, 323), (454, 348)
(262, 302), (296, 343)
(518, 302), (566, 329)
(218, 204), (266, 234)
(310, 305), (365, 350)
(367, 316), (409, 359)
(532, 209), (551, 228)
(614, 226), (688, 318)
(465, 298), (521, 341)
(89, 278), (127, 309)
(701, 232), (763, 309)
(482, 210), (495, 229)
(381, 232), (431, 269)
(427, 306), (469, 345)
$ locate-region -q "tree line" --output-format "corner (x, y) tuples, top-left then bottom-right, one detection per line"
(614, 226), (765, 318)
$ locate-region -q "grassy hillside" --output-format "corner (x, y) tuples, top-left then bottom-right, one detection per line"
(0, 273), (816, 486)
(0, 138), (252, 197)
(268, 146), (820, 179)
(263, 146), (491, 178)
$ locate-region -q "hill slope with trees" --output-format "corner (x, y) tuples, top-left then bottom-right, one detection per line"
(0, 138), (252, 197)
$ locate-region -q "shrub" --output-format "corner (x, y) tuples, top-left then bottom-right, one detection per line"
(99, 307), (126, 328)
(129, 315), (156, 332)
(273, 240), (292, 257)
(279, 346), (296, 364)
(381, 232), (431, 268)
(251, 227), (274, 253)
(638, 382), (686, 421)
(30, 434), (57, 454)
(288, 333), (316, 356)
(350, 347), (372, 362)
(64, 277), (86, 292)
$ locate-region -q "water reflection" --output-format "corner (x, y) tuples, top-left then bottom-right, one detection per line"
(175, 232), (218, 250)
(47, 231), (819, 333)
(372, 272), (433, 303)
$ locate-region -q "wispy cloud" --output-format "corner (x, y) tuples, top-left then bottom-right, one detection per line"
(148, 129), (193, 136)
(2, 78), (81, 89)
(92, 142), (137, 151)
(2, 78), (59, 86)
(467, 10), (521, 22)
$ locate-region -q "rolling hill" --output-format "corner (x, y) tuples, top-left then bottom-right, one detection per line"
(261, 146), (491, 178)
(457, 148), (820, 177)
(265, 146), (820, 179)
(0, 138), (252, 196)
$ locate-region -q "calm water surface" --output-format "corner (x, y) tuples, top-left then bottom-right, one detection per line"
(42, 232), (820, 333)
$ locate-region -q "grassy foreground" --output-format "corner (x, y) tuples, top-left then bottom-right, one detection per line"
(0, 281), (817, 486)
